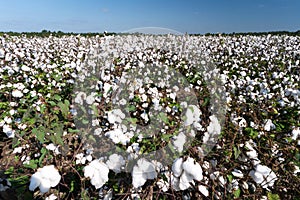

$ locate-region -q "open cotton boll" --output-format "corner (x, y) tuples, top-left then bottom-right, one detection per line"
(198, 185), (209, 197)
(29, 165), (61, 194)
(107, 109), (125, 124)
(45, 194), (58, 200)
(86, 93), (95, 105)
(3, 124), (15, 138)
(132, 158), (157, 188)
(291, 127), (300, 140)
(105, 128), (130, 145)
(205, 115), (221, 142)
(21, 65), (31, 72)
(84, 160), (109, 189)
(171, 157), (203, 190)
(182, 157), (203, 181)
(179, 171), (195, 190)
(103, 83), (112, 98)
(12, 89), (23, 98)
(172, 132), (186, 153)
(0, 49), (4, 58)
(172, 158), (183, 177)
(232, 169), (244, 178)
(263, 119), (275, 131)
(29, 172), (42, 192)
(184, 105), (201, 126)
(249, 164), (277, 189)
(106, 154), (125, 173)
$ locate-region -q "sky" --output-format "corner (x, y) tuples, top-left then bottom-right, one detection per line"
(0, 0), (299, 34)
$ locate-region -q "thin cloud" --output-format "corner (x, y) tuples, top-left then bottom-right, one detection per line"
(101, 8), (109, 13)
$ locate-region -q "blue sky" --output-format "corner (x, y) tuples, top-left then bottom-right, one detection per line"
(0, 0), (299, 34)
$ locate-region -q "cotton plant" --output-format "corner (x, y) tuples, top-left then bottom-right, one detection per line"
(0, 33), (299, 199)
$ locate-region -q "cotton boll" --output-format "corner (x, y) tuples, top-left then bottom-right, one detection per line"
(105, 128), (130, 145)
(132, 158), (157, 188)
(182, 157), (203, 181)
(106, 154), (125, 173)
(232, 169), (244, 178)
(39, 179), (51, 194)
(74, 92), (86, 105)
(170, 174), (181, 191)
(84, 160), (109, 189)
(103, 83), (112, 98)
(45, 194), (58, 200)
(172, 132), (186, 153)
(157, 178), (169, 192)
(86, 93), (95, 104)
(249, 164), (277, 188)
(171, 157), (203, 190)
(291, 127), (300, 140)
(172, 158), (183, 177)
(21, 65), (31, 72)
(264, 119), (275, 131)
(198, 185), (209, 197)
(179, 171), (194, 190)
(12, 89), (23, 98)
(40, 165), (61, 187)
(184, 105), (201, 126)
(29, 165), (61, 193)
(206, 115), (221, 141)
(29, 172), (42, 191)
(3, 125), (14, 138)
(0, 49), (5, 58)
(131, 171), (145, 189)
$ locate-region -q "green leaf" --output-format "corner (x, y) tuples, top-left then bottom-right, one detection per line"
(202, 97), (210, 106)
(126, 117), (138, 124)
(127, 105), (136, 112)
(24, 160), (37, 169)
(70, 180), (75, 193)
(88, 135), (96, 143)
(233, 146), (240, 159)
(245, 127), (258, 139)
(227, 174), (233, 183)
(48, 100), (57, 106)
(233, 188), (241, 198)
(68, 128), (80, 133)
(32, 127), (45, 143)
(90, 104), (99, 117)
(81, 118), (89, 125)
(158, 112), (169, 124)
(161, 134), (172, 142)
(267, 192), (280, 200)
(4, 166), (14, 175)
(81, 188), (90, 200)
(53, 94), (62, 101)
(39, 147), (48, 166)
(58, 100), (69, 118)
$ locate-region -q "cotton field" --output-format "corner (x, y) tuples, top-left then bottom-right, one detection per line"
(0, 33), (299, 199)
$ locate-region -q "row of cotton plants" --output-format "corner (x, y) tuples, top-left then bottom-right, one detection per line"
(0, 33), (299, 199)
